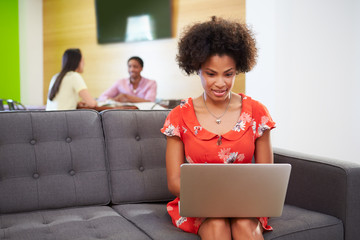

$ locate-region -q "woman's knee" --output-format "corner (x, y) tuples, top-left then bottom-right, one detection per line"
(207, 218), (230, 229)
(231, 218), (263, 240)
(198, 218), (231, 239)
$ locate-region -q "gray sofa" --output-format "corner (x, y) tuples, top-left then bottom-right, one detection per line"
(0, 109), (359, 240)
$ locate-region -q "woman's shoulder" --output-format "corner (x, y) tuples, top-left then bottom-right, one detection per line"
(161, 98), (193, 136)
(240, 94), (274, 126)
(65, 71), (82, 79)
(63, 72), (86, 86)
(240, 93), (267, 110)
(167, 97), (193, 117)
(170, 97), (192, 109)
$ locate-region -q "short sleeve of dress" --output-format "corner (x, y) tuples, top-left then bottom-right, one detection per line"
(160, 106), (183, 139)
(72, 72), (87, 93)
(251, 99), (276, 139)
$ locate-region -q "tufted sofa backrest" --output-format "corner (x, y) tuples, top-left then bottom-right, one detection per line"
(101, 110), (174, 204)
(0, 110), (110, 214)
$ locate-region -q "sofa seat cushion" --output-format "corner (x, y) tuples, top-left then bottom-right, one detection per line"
(0, 206), (151, 240)
(112, 203), (200, 240)
(265, 205), (343, 240)
(113, 204), (343, 240)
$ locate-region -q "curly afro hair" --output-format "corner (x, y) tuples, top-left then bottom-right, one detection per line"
(177, 16), (257, 75)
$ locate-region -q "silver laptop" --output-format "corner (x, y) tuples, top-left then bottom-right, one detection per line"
(180, 163), (291, 218)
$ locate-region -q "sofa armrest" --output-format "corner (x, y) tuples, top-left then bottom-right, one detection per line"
(274, 148), (360, 240)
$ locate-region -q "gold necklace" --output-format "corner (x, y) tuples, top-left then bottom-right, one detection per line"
(203, 92), (231, 124)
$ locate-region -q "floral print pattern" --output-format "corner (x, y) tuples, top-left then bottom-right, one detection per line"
(176, 217), (188, 227)
(258, 116), (271, 137)
(233, 112), (252, 132)
(163, 123), (180, 137)
(193, 126), (202, 135)
(180, 98), (190, 108)
(218, 148), (245, 163)
(186, 156), (194, 163)
(182, 126), (188, 134)
(252, 120), (257, 135)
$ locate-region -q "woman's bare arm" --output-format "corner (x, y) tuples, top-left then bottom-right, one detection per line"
(79, 89), (97, 108)
(254, 129), (273, 164)
(166, 136), (185, 197)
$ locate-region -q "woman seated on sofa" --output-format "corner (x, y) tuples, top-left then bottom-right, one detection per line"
(98, 56), (157, 103)
(46, 48), (97, 110)
(161, 17), (275, 240)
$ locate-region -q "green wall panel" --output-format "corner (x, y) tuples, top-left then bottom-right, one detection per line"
(0, 0), (20, 102)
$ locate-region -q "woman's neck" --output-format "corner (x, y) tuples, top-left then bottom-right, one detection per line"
(203, 92), (232, 108)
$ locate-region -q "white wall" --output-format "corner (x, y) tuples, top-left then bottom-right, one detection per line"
(247, 0), (360, 163)
(19, 0), (43, 106)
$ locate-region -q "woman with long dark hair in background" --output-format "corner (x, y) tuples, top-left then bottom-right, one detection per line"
(46, 48), (97, 110)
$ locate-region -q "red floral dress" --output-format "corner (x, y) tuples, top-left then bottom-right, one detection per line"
(161, 93), (276, 234)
